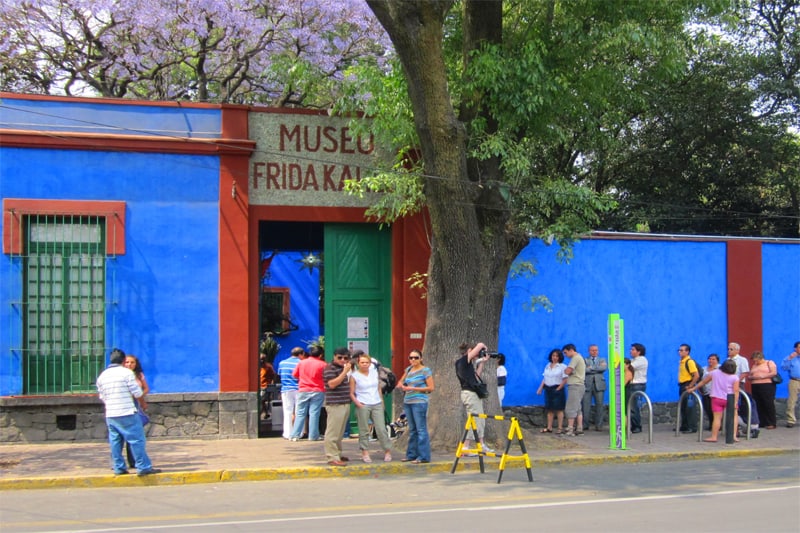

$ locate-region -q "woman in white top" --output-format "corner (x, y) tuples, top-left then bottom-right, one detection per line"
(496, 354), (508, 405)
(701, 354), (720, 431)
(349, 353), (392, 463)
(536, 349), (568, 433)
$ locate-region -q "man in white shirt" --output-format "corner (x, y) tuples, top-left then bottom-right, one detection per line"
(727, 342), (751, 430)
(727, 342), (750, 382)
(628, 343), (648, 433)
(96, 349), (160, 476)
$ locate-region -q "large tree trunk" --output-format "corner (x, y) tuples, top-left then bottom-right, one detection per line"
(368, 1), (523, 449)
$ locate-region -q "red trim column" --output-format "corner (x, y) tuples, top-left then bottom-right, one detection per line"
(391, 211), (430, 377)
(726, 240), (763, 359)
(219, 106), (253, 392)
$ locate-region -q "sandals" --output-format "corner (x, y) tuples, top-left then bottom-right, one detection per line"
(554, 429), (563, 434)
(540, 428), (553, 433)
(361, 454), (372, 463)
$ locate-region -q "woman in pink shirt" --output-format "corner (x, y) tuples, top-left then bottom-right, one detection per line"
(687, 359), (739, 443)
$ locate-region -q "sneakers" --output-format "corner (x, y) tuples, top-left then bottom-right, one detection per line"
(564, 428), (576, 437)
(137, 468), (162, 476)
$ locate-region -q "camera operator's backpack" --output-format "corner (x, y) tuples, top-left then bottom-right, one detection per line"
(373, 360), (397, 395)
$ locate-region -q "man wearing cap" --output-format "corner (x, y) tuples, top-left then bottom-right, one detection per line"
(278, 347), (304, 439)
(96, 348), (160, 476)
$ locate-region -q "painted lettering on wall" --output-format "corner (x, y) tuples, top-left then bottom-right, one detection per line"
(249, 112), (383, 206)
(252, 161), (363, 192)
(278, 124), (374, 155)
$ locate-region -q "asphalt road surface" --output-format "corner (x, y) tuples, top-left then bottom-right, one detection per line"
(1, 455), (798, 533)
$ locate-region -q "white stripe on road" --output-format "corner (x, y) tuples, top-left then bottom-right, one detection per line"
(44, 484), (800, 533)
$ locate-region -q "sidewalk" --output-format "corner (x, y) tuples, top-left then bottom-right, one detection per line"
(1, 424), (798, 490)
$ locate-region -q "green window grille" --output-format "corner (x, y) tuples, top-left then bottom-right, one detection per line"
(22, 215), (107, 394)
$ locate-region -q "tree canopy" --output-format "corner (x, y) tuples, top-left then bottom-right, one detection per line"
(0, 0), (389, 106)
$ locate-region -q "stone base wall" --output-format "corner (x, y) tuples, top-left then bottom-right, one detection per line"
(0, 393), (259, 443)
(504, 398), (791, 429)
(1, 393), (793, 442)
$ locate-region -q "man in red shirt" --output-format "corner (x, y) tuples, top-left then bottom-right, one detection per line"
(290, 346), (327, 441)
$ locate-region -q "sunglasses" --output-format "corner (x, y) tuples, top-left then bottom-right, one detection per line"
(409, 356), (420, 360)
(335, 355), (350, 360)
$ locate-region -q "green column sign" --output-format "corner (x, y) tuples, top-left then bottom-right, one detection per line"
(608, 313), (626, 450)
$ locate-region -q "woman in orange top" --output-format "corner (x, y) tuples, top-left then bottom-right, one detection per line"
(747, 351), (778, 429)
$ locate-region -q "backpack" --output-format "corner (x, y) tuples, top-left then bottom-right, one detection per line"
(373, 360), (397, 395)
(685, 358), (704, 383)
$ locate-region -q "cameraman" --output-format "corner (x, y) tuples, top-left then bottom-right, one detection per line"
(455, 342), (494, 454)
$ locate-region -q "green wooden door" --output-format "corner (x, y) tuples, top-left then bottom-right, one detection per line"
(323, 224), (391, 367)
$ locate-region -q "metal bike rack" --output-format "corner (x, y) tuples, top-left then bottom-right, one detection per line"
(721, 391), (753, 441)
(676, 390), (705, 442)
(626, 390), (654, 443)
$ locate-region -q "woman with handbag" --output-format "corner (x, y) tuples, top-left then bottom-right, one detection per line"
(398, 349), (434, 464)
(748, 351), (778, 429)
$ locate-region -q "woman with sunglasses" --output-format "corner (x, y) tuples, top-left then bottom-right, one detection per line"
(398, 349), (434, 464)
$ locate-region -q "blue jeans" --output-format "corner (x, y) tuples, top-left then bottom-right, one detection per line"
(291, 391), (324, 440)
(106, 414), (152, 473)
(679, 383), (698, 432)
(404, 402), (431, 462)
(627, 383), (646, 431)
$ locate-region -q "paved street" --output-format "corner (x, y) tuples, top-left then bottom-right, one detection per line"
(1, 455), (798, 532)
(2, 422), (799, 490)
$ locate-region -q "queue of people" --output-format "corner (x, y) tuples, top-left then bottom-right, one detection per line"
(96, 339), (795, 475)
(252, 339), (799, 470)
(527, 339), (795, 442)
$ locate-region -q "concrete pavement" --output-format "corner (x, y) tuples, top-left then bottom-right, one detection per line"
(1, 423), (798, 490)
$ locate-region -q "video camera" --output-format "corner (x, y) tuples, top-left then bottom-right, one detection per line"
(479, 348), (504, 359)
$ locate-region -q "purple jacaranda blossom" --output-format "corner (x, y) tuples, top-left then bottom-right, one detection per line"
(0, 0), (391, 105)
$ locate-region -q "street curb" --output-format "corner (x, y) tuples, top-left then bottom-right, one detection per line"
(1, 448), (796, 491)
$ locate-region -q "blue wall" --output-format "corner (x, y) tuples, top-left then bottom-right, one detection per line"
(0, 98), (220, 138)
(499, 239), (732, 407)
(762, 243), (800, 398)
(261, 251), (322, 370)
(1, 147), (221, 394)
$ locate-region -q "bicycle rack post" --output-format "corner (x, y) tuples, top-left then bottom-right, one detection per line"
(676, 390), (705, 442)
(626, 390), (654, 444)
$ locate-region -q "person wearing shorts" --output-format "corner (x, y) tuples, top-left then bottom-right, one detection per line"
(687, 359), (739, 443)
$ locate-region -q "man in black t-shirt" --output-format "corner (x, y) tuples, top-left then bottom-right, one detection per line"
(455, 342), (493, 454)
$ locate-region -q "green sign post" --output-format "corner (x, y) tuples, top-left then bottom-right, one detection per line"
(608, 313), (626, 449)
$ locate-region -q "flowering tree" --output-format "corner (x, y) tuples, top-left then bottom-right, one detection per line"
(0, 0), (389, 106)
